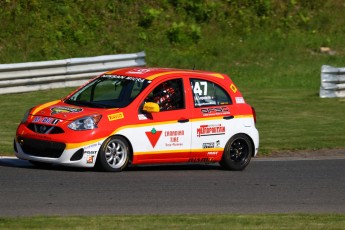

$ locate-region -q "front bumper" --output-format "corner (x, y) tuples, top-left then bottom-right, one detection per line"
(14, 136), (103, 168)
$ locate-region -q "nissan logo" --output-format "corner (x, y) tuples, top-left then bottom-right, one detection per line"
(39, 125), (47, 133)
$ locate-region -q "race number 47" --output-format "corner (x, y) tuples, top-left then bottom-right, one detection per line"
(193, 81), (207, 95)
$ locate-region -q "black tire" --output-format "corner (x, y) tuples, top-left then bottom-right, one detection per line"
(220, 134), (252, 171)
(96, 136), (130, 172)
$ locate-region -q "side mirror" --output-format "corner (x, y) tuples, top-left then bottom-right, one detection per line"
(142, 102), (160, 113)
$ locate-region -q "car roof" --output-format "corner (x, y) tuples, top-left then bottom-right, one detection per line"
(104, 67), (228, 81)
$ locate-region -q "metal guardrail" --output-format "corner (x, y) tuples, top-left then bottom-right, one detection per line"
(320, 65), (345, 98)
(0, 51), (146, 94)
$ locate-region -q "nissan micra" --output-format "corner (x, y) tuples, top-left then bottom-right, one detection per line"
(14, 67), (259, 172)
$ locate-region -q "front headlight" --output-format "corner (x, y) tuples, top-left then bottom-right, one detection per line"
(68, 115), (102, 131)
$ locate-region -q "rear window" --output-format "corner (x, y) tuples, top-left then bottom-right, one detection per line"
(190, 79), (232, 107)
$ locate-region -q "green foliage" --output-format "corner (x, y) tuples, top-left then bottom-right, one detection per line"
(166, 22), (201, 44)
(167, 22), (186, 44)
(139, 8), (162, 28)
(169, 0), (218, 23)
(0, 0), (338, 63)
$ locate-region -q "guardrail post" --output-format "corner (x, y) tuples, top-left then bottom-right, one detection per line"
(320, 65), (345, 98)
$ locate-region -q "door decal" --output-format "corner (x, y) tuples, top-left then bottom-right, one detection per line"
(145, 128), (162, 148)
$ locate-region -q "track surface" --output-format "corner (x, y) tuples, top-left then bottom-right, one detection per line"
(0, 156), (345, 217)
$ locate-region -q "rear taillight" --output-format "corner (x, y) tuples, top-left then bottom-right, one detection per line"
(251, 107), (257, 124)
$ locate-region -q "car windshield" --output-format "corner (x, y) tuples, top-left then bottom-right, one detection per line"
(65, 74), (150, 108)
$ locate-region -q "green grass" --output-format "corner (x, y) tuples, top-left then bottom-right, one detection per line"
(2, 31), (345, 155)
(1, 214), (345, 229)
(0, 87), (74, 155)
(249, 88), (345, 153)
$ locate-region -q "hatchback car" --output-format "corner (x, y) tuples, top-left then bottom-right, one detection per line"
(14, 67), (259, 172)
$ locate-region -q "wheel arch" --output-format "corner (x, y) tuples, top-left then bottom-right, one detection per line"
(108, 134), (134, 163)
(220, 132), (254, 171)
(95, 134), (133, 165)
(228, 132), (256, 157)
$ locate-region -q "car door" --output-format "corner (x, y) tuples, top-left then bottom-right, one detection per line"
(189, 78), (233, 163)
(131, 77), (192, 164)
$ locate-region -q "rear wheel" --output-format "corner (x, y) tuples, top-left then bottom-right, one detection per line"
(220, 134), (252, 171)
(96, 136), (130, 172)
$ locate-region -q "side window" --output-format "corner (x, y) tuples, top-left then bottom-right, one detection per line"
(190, 79), (232, 107)
(145, 79), (184, 111)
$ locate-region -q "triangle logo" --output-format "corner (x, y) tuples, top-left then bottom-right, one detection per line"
(145, 128), (162, 148)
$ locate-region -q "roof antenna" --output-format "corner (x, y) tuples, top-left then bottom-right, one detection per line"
(192, 64), (196, 70)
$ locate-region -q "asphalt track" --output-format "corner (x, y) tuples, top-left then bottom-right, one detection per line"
(0, 155), (345, 217)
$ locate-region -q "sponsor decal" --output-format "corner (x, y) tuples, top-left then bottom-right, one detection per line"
(145, 128), (162, 148)
(32, 116), (60, 125)
(126, 69), (151, 74)
(138, 114), (148, 120)
(84, 150), (97, 155)
(201, 106), (230, 116)
(104, 74), (146, 82)
(197, 124), (225, 137)
(164, 130), (184, 147)
(188, 157), (215, 162)
(87, 155), (94, 164)
(198, 95), (213, 100)
(84, 143), (99, 150)
(165, 130), (184, 136)
(235, 97), (245, 104)
(108, 112), (124, 121)
(33, 117), (41, 122)
(202, 140), (221, 149)
(85, 150), (97, 164)
(202, 142), (214, 148)
(50, 106), (82, 115)
(230, 83), (237, 93)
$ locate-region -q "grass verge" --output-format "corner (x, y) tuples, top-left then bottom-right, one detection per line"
(1, 214), (345, 229)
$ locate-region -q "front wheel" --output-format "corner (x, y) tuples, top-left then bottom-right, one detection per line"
(96, 136), (130, 172)
(220, 134), (252, 171)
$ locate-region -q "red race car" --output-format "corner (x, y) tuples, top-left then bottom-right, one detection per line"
(14, 67), (259, 172)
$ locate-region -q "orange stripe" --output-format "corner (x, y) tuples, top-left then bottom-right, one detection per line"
(31, 100), (60, 115)
(234, 114), (253, 119)
(135, 149), (189, 155)
(65, 138), (104, 150)
(135, 148), (223, 155)
(146, 71), (225, 81)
